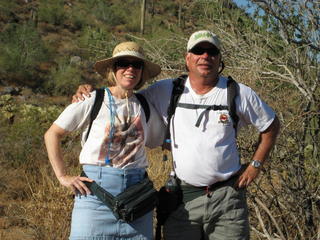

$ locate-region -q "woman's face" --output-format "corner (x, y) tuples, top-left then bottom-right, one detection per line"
(114, 57), (143, 90)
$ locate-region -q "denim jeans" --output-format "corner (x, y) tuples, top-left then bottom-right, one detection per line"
(69, 165), (153, 240)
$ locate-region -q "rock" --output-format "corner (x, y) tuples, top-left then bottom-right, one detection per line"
(70, 56), (81, 66)
(0, 87), (21, 96)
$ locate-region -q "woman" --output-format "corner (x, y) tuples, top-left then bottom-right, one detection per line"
(44, 42), (163, 239)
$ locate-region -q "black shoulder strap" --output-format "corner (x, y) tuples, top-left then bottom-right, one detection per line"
(164, 75), (239, 139)
(135, 93), (150, 123)
(164, 74), (188, 143)
(227, 76), (239, 133)
(85, 88), (104, 142)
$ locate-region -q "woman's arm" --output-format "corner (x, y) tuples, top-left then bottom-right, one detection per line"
(44, 123), (93, 195)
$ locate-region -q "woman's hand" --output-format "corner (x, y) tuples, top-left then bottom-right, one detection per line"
(58, 175), (93, 195)
(71, 84), (94, 103)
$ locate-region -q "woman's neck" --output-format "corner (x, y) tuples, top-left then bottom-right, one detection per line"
(109, 86), (133, 99)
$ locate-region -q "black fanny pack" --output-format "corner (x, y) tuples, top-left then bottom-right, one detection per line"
(81, 171), (158, 222)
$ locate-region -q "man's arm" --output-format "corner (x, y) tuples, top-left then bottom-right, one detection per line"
(72, 84), (95, 102)
(236, 115), (280, 188)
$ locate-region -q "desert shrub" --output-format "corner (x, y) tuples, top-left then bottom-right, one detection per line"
(0, 96), (62, 168)
(44, 58), (83, 96)
(77, 26), (117, 60)
(68, 8), (88, 30)
(0, 0), (18, 22)
(0, 22), (50, 86)
(38, 0), (66, 25)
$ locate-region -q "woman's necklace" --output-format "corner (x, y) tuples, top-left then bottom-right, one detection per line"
(105, 87), (115, 166)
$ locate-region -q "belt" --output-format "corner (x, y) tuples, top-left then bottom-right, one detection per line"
(180, 174), (239, 202)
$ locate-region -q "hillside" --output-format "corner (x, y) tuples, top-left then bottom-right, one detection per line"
(0, 0), (319, 239)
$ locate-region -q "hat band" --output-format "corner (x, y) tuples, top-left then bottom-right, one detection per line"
(113, 50), (145, 60)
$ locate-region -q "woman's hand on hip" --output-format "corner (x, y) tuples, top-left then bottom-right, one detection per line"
(58, 175), (93, 195)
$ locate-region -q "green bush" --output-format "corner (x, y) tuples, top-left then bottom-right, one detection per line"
(78, 26), (116, 61)
(38, 0), (66, 25)
(43, 58), (84, 96)
(0, 0), (18, 21)
(0, 23), (50, 85)
(0, 96), (62, 168)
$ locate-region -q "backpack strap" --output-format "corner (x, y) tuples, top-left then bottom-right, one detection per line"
(135, 93), (150, 123)
(163, 75), (239, 143)
(85, 89), (151, 142)
(85, 88), (104, 142)
(163, 75), (188, 144)
(227, 76), (239, 133)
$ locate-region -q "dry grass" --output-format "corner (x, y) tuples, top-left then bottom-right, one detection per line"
(0, 144), (170, 240)
(1, 134), (319, 239)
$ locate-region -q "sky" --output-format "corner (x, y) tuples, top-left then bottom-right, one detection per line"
(233, 0), (255, 14)
(233, 0), (249, 7)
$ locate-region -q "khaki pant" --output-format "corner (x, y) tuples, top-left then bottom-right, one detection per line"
(163, 178), (249, 240)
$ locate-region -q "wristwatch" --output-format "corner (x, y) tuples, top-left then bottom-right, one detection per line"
(251, 160), (262, 169)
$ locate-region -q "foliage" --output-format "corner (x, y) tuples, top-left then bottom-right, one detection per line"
(0, 22), (50, 86)
(77, 26), (116, 61)
(0, 0), (319, 239)
(44, 58), (83, 96)
(0, 95), (62, 167)
(38, 0), (66, 25)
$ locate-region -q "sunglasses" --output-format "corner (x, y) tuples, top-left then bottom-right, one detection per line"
(115, 59), (144, 69)
(189, 46), (220, 56)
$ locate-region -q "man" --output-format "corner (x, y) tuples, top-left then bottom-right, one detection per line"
(73, 30), (280, 240)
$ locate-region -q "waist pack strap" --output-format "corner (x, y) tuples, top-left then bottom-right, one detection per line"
(80, 171), (116, 213)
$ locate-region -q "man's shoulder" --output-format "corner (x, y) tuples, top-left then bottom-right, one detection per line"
(140, 78), (174, 94)
(152, 78), (175, 86)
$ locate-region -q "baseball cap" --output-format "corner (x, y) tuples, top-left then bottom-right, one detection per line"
(187, 30), (221, 51)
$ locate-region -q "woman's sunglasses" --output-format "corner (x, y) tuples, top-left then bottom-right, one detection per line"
(115, 59), (144, 69)
(189, 46), (220, 56)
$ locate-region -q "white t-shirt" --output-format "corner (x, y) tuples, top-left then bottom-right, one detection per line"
(141, 76), (275, 186)
(54, 90), (165, 168)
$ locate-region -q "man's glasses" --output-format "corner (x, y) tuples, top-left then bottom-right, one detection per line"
(115, 59), (144, 69)
(189, 46), (220, 56)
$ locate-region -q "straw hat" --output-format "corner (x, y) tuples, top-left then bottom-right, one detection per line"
(94, 42), (161, 90)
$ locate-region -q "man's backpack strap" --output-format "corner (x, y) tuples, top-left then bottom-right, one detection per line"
(134, 93), (150, 123)
(227, 76), (239, 133)
(163, 75), (239, 144)
(164, 75), (188, 143)
(85, 88), (104, 142)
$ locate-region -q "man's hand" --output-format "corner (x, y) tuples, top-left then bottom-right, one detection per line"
(72, 84), (94, 103)
(236, 165), (261, 188)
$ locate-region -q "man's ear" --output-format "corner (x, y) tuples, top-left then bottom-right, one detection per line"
(185, 52), (190, 68)
(219, 61), (225, 74)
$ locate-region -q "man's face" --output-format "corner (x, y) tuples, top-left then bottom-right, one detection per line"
(185, 42), (221, 79)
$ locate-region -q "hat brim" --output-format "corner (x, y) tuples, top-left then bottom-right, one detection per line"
(94, 54), (161, 89)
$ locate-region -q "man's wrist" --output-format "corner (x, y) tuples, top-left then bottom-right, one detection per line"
(251, 160), (263, 169)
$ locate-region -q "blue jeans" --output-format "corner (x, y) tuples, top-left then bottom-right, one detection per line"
(69, 165), (153, 240)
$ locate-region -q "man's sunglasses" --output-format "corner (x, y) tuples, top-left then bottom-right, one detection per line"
(189, 46), (220, 56)
(115, 59), (144, 69)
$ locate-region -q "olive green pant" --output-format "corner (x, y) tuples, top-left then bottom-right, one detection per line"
(163, 178), (250, 240)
